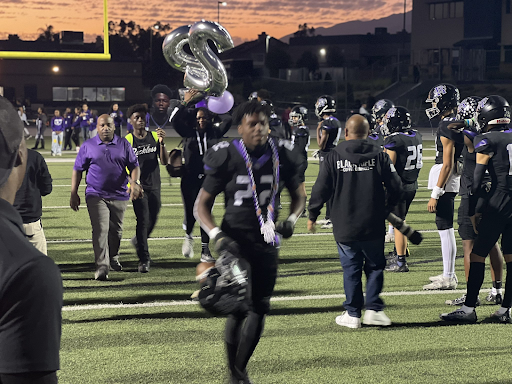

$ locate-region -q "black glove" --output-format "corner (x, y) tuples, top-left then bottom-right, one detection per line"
(276, 220), (294, 239)
(214, 231), (240, 256)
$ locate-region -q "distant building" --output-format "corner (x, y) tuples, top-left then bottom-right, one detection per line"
(0, 33), (143, 108)
(411, 0), (510, 81)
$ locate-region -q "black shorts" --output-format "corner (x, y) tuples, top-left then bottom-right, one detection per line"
(238, 242), (278, 315)
(472, 193), (512, 256)
(457, 197), (477, 241)
(392, 190), (416, 220)
(436, 192), (457, 230)
(297, 158), (308, 183)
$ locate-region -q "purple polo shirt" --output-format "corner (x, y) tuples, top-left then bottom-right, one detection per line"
(73, 135), (139, 200)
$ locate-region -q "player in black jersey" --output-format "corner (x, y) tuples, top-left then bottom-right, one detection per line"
(261, 99), (291, 140)
(363, 113), (385, 149)
(194, 101), (306, 383)
(372, 99), (395, 135)
(441, 95), (512, 323)
(314, 95), (342, 228)
(444, 97), (504, 306)
(289, 105), (310, 216)
(424, 84), (462, 290)
(382, 107), (422, 272)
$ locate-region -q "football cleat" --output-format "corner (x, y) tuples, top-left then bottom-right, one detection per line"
(489, 309), (511, 324)
(385, 260), (409, 272)
(316, 218), (330, 225)
(363, 310), (391, 326)
(200, 250), (215, 263)
(94, 267), (108, 281)
(138, 261), (150, 273)
(384, 232), (395, 243)
(321, 220), (333, 229)
(485, 291), (503, 305)
(440, 308), (477, 323)
(429, 273), (458, 284)
(335, 311), (361, 329)
(423, 276), (457, 290)
(182, 235), (194, 258)
(445, 294), (481, 306)
(109, 258), (123, 272)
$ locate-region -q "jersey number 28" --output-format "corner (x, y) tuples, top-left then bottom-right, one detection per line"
(405, 144), (423, 170)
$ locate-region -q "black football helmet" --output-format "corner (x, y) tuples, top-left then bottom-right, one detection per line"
(315, 95), (336, 119)
(425, 83), (460, 119)
(288, 105), (308, 126)
(382, 106), (412, 135)
(456, 96), (482, 121)
(248, 91), (258, 101)
(371, 99), (395, 122)
(476, 95), (511, 132)
(197, 251), (249, 316)
(260, 99), (277, 119)
(362, 113), (376, 132)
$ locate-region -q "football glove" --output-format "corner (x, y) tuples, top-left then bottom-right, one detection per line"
(214, 231), (240, 256)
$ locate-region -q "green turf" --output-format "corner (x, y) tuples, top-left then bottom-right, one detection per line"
(26, 137), (510, 384)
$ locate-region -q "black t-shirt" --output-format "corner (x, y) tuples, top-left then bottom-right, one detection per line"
(475, 128), (512, 195)
(202, 138), (301, 245)
(0, 199), (62, 374)
(434, 116), (464, 165)
(320, 116), (342, 151)
(384, 129), (423, 190)
(130, 132), (161, 191)
(291, 124), (310, 161)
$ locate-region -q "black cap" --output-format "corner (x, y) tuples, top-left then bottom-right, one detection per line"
(0, 96), (24, 187)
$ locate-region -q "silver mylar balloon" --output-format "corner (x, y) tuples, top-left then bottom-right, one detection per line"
(162, 25), (210, 91)
(188, 20), (234, 96)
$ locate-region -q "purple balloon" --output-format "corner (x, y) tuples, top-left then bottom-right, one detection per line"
(207, 90), (234, 114)
(195, 99), (207, 108)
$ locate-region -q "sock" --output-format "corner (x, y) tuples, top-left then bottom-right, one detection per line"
(186, 233), (193, 240)
(495, 306), (510, 315)
(493, 281), (502, 295)
(388, 224), (394, 235)
(397, 255), (406, 267)
(460, 305), (474, 314)
(439, 228), (457, 278)
(502, 262), (512, 308)
(465, 261), (485, 307)
(201, 242), (210, 254)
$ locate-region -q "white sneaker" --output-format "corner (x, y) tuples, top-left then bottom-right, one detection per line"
(335, 311), (361, 329)
(423, 276), (458, 290)
(321, 220), (333, 229)
(385, 232), (395, 243)
(76, 146), (80, 153)
(363, 310), (391, 326)
(57, 153), (62, 156)
(316, 218), (329, 225)
(182, 236), (194, 258)
(429, 274), (458, 283)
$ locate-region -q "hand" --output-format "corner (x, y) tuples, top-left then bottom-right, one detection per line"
(427, 197), (438, 213)
(184, 89), (201, 104)
(214, 231), (240, 256)
(156, 127), (166, 143)
(470, 213), (482, 234)
(129, 183), (144, 200)
(276, 220), (294, 239)
(70, 192), (81, 211)
(307, 219), (316, 233)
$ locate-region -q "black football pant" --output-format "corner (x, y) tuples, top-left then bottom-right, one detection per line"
(71, 127), (81, 148)
(181, 174), (209, 244)
(132, 188), (161, 263)
(224, 243), (278, 380)
(63, 128), (73, 150)
(0, 371), (57, 384)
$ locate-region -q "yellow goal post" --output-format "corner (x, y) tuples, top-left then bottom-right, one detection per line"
(0, 0), (110, 61)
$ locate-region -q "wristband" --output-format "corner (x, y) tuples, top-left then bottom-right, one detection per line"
(208, 226), (221, 240)
(287, 213), (298, 226)
(430, 186), (445, 199)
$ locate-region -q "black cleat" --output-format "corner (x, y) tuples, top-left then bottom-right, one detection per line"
(489, 310), (511, 324)
(486, 291), (503, 305)
(385, 261), (409, 272)
(440, 308), (477, 323)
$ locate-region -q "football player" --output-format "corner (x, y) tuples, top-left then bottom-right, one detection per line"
(364, 113), (385, 149)
(382, 107), (422, 272)
(445, 97), (504, 306)
(371, 99), (395, 135)
(289, 105), (310, 216)
(314, 95), (342, 229)
(194, 101), (306, 383)
(441, 95), (512, 323)
(424, 84), (462, 290)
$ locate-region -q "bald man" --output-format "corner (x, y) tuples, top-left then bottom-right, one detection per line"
(71, 114), (143, 280)
(308, 114), (403, 328)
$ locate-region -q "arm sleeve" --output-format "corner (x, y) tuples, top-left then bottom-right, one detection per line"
(0, 257), (63, 373)
(36, 154), (52, 196)
(308, 153), (334, 220)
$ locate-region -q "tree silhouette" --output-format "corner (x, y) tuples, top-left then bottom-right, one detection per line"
(293, 24), (316, 38)
(37, 25), (59, 42)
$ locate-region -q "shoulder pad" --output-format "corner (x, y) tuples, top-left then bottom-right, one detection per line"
(204, 141), (231, 172)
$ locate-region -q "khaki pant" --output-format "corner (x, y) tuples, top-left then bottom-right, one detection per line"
(23, 219), (47, 255)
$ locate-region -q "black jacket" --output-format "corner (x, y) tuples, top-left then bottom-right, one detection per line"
(171, 104), (232, 177)
(309, 139), (403, 242)
(13, 149), (52, 223)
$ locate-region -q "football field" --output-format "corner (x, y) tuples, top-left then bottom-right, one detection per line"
(34, 137), (511, 384)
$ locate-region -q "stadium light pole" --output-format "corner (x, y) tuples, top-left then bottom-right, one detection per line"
(218, 2), (227, 24)
(149, 23), (160, 70)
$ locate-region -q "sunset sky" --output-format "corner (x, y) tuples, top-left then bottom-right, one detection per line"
(0, 0), (411, 46)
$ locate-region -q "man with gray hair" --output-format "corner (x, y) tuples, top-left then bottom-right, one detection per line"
(0, 96), (63, 383)
(71, 114), (142, 281)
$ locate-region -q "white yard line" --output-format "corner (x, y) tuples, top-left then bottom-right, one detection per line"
(62, 288), (490, 312)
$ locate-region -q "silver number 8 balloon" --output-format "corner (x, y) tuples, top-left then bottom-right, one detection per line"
(162, 20), (234, 97)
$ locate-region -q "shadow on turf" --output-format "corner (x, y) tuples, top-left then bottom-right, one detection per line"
(62, 310), (212, 323)
(63, 293), (193, 306)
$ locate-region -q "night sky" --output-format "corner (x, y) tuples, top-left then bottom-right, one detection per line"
(0, 0), (411, 45)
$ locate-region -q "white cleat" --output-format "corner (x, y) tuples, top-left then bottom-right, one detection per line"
(385, 232), (395, 243)
(182, 236), (194, 258)
(423, 276), (458, 290)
